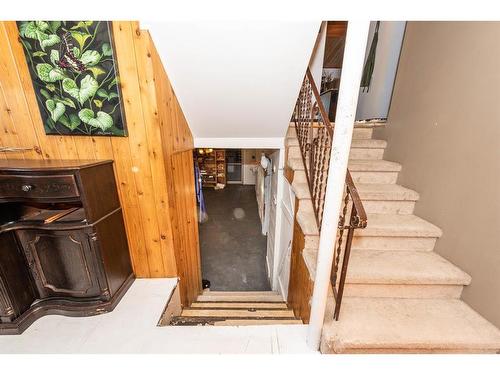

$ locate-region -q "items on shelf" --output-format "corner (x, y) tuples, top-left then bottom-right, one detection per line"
(195, 148), (226, 188)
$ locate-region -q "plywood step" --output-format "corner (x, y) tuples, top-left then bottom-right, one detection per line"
(170, 316), (303, 326)
(213, 319), (303, 326)
(182, 308), (296, 318)
(170, 291), (302, 326)
(321, 297), (500, 353)
(190, 301), (288, 309)
(197, 291), (284, 302)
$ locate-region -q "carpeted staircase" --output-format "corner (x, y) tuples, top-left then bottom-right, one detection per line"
(285, 123), (500, 353)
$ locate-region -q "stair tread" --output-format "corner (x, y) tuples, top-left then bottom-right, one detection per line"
(356, 183), (419, 201)
(350, 139), (387, 149)
(347, 250), (471, 285)
(287, 157), (305, 171)
(213, 319), (303, 326)
(293, 182), (419, 202)
(288, 139), (387, 150)
(196, 292), (284, 302)
(182, 308), (296, 318)
(170, 316), (302, 326)
(291, 181), (310, 200)
(358, 214), (443, 238)
(190, 302), (288, 309)
(289, 158), (402, 173)
(296, 199), (319, 235)
(348, 159), (402, 172)
(201, 291), (280, 296)
(322, 297), (500, 352)
(303, 248), (471, 285)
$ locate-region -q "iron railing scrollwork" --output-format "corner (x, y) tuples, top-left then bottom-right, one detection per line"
(292, 68), (367, 320)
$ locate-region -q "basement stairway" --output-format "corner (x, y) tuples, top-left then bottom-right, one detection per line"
(170, 291), (303, 326)
(285, 123), (500, 353)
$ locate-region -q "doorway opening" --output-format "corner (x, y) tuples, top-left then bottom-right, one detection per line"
(194, 148), (280, 292)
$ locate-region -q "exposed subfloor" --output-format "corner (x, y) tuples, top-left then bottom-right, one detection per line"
(0, 279), (313, 354)
(200, 184), (271, 291)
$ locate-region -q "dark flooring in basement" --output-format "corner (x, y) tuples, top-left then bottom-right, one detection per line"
(199, 184), (271, 291)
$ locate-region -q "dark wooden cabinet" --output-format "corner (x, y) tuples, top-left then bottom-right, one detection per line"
(17, 229), (104, 300)
(0, 160), (134, 334)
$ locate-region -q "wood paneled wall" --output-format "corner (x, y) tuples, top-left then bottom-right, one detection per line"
(287, 199), (314, 323)
(0, 21), (201, 303)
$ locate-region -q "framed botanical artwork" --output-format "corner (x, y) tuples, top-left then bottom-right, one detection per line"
(17, 21), (128, 136)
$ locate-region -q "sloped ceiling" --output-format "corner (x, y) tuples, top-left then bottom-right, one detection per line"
(144, 20), (321, 145)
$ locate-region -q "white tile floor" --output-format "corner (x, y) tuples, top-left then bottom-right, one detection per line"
(0, 278), (317, 354)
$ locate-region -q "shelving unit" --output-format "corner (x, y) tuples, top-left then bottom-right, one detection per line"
(215, 150), (226, 186)
(195, 149), (226, 188)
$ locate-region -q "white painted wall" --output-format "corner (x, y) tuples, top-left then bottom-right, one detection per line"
(144, 21), (321, 143)
(356, 21), (406, 120)
(309, 22), (327, 89)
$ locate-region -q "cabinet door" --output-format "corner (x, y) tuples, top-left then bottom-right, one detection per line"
(17, 229), (103, 299)
(0, 232), (36, 322)
(0, 277), (15, 323)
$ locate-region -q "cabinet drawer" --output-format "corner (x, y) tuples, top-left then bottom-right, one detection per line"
(0, 174), (79, 200)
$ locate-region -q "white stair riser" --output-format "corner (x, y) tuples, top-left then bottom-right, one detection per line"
(304, 234), (319, 249)
(352, 128), (373, 139)
(352, 236), (437, 252)
(344, 284), (464, 299)
(288, 146), (301, 159)
(289, 146), (384, 160)
(349, 148), (385, 160)
(362, 200), (416, 215)
(293, 170), (307, 184)
(351, 171), (399, 184)
(287, 127), (373, 140)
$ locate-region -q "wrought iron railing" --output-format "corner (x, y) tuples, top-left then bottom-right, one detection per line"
(293, 68), (367, 320)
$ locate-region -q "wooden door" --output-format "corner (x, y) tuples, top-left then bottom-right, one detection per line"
(0, 232), (36, 322)
(17, 229), (103, 299)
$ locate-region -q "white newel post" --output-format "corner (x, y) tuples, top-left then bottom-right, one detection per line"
(306, 20), (370, 350)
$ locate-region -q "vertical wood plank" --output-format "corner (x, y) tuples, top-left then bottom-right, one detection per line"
(132, 28), (177, 276)
(113, 21), (166, 277)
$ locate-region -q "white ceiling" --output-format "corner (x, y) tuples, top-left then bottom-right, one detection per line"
(144, 20), (321, 144)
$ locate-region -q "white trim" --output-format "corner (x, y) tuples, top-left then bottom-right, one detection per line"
(278, 276), (288, 302)
(194, 137), (284, 149)
(306, 20), (370, 351)
(271, 147), (285, 291)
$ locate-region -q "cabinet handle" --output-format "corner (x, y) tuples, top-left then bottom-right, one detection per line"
(21, 184), (33, 192)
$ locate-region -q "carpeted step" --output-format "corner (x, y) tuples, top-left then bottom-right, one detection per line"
(348, 159), (402, 184)
(356, 183), (419, 214)
(321, 297), (500, 353)
(352, 213), (442, 252)
(303, 248), (471, 299)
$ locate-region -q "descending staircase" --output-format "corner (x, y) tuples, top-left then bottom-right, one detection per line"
(170, 291), (303, 326)
(286, 123), (500, 353)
